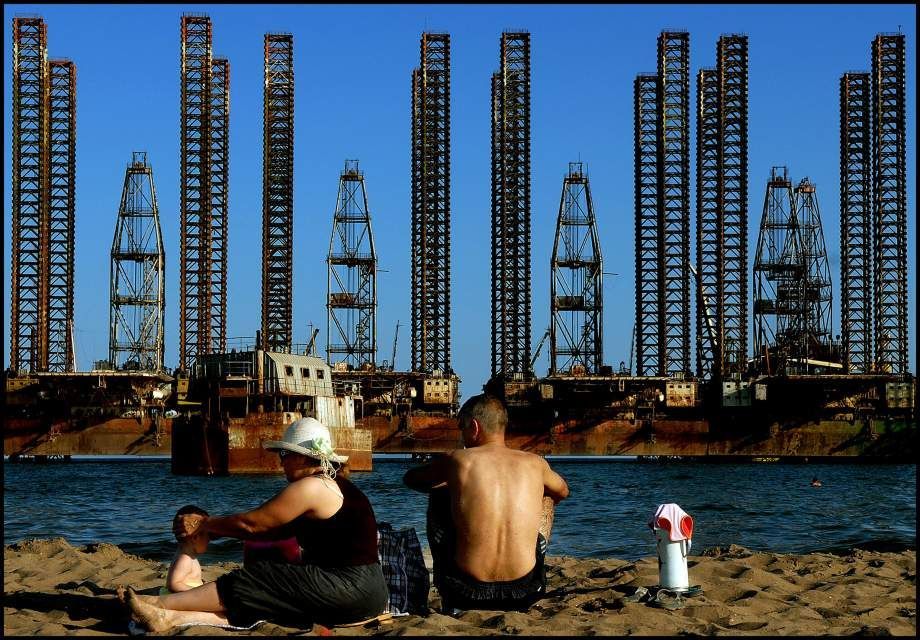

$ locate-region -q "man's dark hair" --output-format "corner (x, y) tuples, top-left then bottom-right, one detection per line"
(175, 504), (209, 518)
(459, 394), (508, 434)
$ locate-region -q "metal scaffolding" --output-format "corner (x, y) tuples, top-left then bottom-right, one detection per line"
(10, 18), (76, 373)
(657, 31), (691, 377)
(209, 57), (229, 355)
(695, 35), (749, 379)
(411, 32), (451, 374)
(754, 169), (836, 374)
(634, 31), (690, 377)
(10, 17), (48, 372)
(262, 33), (294, 352)
(109, 153), (165, 371)
(634, 73), (660, 377)
(491, 31), (532, 378)
(839, 72), (872, 374)
(327, 161), (377, 369)
(45, 59), (76, 372)
(179, 15), (228, 370)
(550, 163), (602, 375)
(871, 34), (907, 375)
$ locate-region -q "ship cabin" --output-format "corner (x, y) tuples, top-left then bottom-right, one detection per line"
(191, 350), (354, 429)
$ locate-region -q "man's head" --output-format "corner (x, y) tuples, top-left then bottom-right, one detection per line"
(458, 394), (508, 447)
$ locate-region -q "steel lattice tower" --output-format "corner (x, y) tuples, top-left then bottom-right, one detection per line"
(657, 31), (691, 377)
(179, 15), (228, 369)
(794, 178), (834, 358)
(753, 168), (798, 367)
(327, 161), (377, 369)
(109, 153), (165, 371)
(871, 34), (907, 374)
(634, 73), (660, 376)
(491, 31), (532, 378)
(10, 18), (76, 373)
(262, 33), (294, 352)
(839, 72), (872, 374)
(695, 67), (720, 378)
(695, 35), (749, 379)
(45, 59), (76, 372)
(209, 58), (229, 354)
(10, 17), (48, 372)
(410, 32), (451, 374)
(550, 163), (602, 375)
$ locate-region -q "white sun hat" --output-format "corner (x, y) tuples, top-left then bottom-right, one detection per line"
(263, 417), (349, 464)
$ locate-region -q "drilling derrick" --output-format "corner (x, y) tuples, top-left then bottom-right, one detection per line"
(411, 32), (451, 374)
(46, 59), (76, 373)
(327, 161), (377, 370)
(634, 73), (660, 377)
(549, 163), (602, 376)
(839, 72), (872, 374)
(262, 33), (294, 352)
(10, 17), (48, 372)
(695, 35), (749, 379)
(109, 153), (165, 371)
(179, 15), (228, 370)
(634, 31), (690, 377)
(491, 31), (532, 378)
(793, 178), (834, 363)
(871, 34), (907, 374)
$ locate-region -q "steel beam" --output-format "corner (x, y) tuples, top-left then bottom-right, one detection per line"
(209, 58), (229, 355)
(634, 73), (659, 377)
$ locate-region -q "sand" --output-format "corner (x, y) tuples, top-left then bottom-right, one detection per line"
(3, 538), (915, 636)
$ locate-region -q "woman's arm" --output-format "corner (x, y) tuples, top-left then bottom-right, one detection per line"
(199, 478), (335, 540)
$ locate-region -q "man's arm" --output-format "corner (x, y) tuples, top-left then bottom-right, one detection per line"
(542, 460), (569, 503)
(402, 454), (452, 493)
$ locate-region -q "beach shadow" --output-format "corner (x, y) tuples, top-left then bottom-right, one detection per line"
(5, 590), (128, 633)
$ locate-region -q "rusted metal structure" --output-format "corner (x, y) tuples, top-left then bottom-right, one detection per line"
(262, 33), (294, 353)
(695, 34), (749, 380)
(871, 34), (907, 375)
(549, 163), (602, 376)
(109, 152), (165, 371)
(10, 17), (75, 374)
(411, 32), (451, 374)
(634, 73), (660, 377)
(45, 59), (76, 373)
(491, 31), (532, 378)
(753, 169), (837, 374)
(179, 15), (228, 370)
(634, 31), (690, 377)
(327, 161), (377, 370)
(839, 71), (872, 374)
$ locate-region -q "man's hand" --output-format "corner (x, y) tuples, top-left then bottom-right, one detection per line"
(173, 512), (207, 541)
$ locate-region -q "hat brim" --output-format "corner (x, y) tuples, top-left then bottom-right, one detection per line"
(263, 440), (349, 464)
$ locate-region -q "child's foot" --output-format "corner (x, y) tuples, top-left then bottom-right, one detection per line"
(126, 587), (173, 632)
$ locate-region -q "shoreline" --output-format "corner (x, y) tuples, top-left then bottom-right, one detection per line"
(4, 538), (915, 636)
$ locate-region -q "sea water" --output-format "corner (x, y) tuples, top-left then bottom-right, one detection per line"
(3, 460), (915, 563)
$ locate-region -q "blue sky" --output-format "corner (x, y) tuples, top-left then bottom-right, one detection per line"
(3, 4), (916, 393)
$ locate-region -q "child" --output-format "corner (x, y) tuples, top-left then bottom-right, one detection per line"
(165, 505), (209, 593)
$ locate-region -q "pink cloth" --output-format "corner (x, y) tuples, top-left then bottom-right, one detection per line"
(648, 503), (694, 541)
(243, 537), (303, 565)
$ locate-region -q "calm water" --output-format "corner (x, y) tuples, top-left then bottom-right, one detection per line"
(3, 460), (915, 563)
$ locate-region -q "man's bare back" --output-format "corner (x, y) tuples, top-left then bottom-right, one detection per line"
(448, 444), (564, 581)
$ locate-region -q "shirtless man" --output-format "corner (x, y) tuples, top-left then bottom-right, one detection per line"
(403, 394), (569, 612)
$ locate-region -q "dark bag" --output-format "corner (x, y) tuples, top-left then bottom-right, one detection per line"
(377, 522), (430, 615)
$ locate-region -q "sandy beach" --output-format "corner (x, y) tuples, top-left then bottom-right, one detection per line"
(4, 538), (915, 636)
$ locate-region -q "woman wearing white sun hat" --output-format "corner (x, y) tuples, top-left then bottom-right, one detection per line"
(118, 418), (389, 633)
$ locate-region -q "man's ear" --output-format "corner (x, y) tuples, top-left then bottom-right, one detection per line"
(470, 418), (482, 442)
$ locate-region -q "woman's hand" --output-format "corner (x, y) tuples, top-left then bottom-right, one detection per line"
(173, 512), (207, 540)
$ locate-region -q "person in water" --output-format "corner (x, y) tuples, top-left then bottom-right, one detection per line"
(403, 393), (570, 613)
(118, 418), (388, 632)
(165, 505), (209, 593)
(811, 478), (822, 487)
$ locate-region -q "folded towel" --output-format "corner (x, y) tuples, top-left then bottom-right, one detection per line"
(648, 503), (693, 541)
